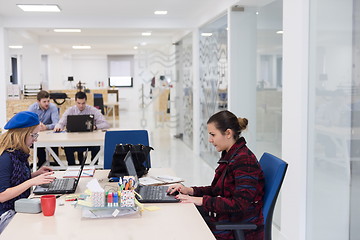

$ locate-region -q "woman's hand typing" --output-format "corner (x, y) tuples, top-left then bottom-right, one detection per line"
(167, 183), (194, 195)
(30, 171), (55, 186)
(175, 194), (203, 206)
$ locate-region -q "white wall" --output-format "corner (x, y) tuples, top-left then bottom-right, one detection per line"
(71, 55), (107, 89)
(22, 43), (41, 85)
(281, 0), (309, 239)
(48, 53), (140, 112)
(48, 54), (65, 90)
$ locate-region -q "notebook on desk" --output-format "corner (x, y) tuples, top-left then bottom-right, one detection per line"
(123, 151), (180, 203)
(66, 114), (94, 132)
(33, 151), (88, 195)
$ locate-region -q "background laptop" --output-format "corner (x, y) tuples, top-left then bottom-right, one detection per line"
(66, 114), (94, 132)
(33, 151), (88, 195)
(123, 151), (180, 203)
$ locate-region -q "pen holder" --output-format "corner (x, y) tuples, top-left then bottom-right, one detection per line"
(120, 190), (135, 208)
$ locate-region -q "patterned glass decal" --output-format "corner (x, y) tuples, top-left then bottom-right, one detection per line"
(134, 47), (177, 129)
(175, 33), (193, 149)
(199, 15), (228, 166)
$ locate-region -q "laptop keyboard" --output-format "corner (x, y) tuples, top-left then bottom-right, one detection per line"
(140, 186), (165, 200)
(48, 179), (72, 191)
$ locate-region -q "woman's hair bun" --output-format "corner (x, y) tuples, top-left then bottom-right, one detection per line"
(238, 117), (248, 131)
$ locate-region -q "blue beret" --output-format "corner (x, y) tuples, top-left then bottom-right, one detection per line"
(4, 111), (40, 130)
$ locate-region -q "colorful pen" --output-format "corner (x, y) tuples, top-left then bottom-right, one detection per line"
(107, 192), (113, 207)
(113, 192), (118, 207)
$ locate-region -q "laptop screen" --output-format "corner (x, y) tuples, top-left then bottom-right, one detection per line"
(124, 151), (137, 177)
(66, 115), (94, 132)
(75, 149), (88, 180)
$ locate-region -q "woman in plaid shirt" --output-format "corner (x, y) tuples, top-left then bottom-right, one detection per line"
(168, 110), (265, 240)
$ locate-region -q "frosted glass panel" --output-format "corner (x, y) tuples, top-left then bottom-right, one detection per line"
(175, 33), (193, 149)
(307, 0), (353, 239)
(255, 0), (283, 228)
(198, 14), (228, 167)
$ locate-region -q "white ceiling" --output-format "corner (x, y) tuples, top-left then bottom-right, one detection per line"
(0, 0), (280, 54)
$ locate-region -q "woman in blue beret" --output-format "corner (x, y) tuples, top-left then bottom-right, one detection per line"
(0, 111), (55, 233)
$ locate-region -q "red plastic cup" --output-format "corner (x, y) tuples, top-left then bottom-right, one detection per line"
(41, 195), (56, 216)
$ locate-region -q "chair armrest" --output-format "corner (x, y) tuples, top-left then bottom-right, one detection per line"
(213, 222), (257, 231)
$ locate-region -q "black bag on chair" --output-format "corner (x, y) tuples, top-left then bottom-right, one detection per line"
(108, 144), (153, 178)
(49, 93), (69, 105)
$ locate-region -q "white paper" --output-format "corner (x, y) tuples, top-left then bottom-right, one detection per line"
(139, 176), (183, 186)
(86, 179), (104, 192)
(139, 177), (163, 186)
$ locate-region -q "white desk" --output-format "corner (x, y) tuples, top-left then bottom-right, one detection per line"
(1, 169), (216, 240)
(33, 130), (106, 172)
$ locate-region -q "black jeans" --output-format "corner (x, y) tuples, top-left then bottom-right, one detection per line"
(37, 147), (59, 167)
(64, 146), (100, 165)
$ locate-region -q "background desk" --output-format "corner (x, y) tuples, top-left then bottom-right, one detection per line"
(104, 102), (119, 128)
(33, 130), (106, 171)
(1, 169), (215, 240)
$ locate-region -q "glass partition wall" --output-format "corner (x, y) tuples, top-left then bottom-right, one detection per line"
(199, 15), (228, 167)
(255, 0), (283, 230)
(255, 1), (283, 161)
(307, 0), (358, 239)
(175, 33), (194, 149)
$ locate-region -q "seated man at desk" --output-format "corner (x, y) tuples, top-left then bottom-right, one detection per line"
(28, 90), (60, 168)
(54, 91), (110, 165)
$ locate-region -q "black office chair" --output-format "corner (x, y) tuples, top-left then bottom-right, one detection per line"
(213, 152), (288, 240)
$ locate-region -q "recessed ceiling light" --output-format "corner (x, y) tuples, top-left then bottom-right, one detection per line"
(142, 32), (152, 36)
(276, 30), (284, 34)
(201, 33), (213, 37)
(72, 45), (91, 49)
(17, 4), (61, 12)
(54, 29), (81, 33)
(133, 46), (138, 50)
(154, 10), (167, 15)
(9, 45), (23, 49)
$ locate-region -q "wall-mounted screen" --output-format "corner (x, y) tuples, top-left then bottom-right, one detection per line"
(108, 76), (133, 87)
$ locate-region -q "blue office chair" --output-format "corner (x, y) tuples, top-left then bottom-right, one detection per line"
(214, 152), (288, 240)
(103, 130), (151, 169)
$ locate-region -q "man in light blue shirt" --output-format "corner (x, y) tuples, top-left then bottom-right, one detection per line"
(28, 90), (60, 168)
(54, 91), (110, 165)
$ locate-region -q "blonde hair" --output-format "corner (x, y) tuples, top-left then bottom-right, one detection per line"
(0, 125), (38, 155)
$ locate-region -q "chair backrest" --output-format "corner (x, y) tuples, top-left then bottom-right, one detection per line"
(93, 93), (105, 115)
(259, 152), (288, 240)
(103, 130), (150, 169)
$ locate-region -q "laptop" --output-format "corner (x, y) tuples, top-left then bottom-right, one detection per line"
(66, 114), (94, 132)
(123, 151), (180, 203)
(33, 151), (88, 195)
